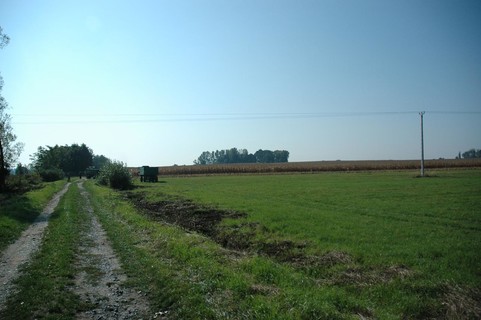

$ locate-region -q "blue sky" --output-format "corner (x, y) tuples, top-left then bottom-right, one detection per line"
(1, 0), (480, 166)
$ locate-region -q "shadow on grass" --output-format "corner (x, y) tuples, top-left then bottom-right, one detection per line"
(0, 194), (41, 251)
(1, 194), (39, 223)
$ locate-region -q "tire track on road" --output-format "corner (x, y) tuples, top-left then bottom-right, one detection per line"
(73, 181), (151, 319)
(0, 183), (71, 310)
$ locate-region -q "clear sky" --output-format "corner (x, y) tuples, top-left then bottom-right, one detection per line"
(1, 0), (480, 167)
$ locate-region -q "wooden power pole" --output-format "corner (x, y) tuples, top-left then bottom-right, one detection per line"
(419, 111), (425, 177)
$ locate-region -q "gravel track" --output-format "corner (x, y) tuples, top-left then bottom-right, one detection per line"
(0, 181), (153, 318)
(0, 183), (71, 311)
(73, 181), (151, 319)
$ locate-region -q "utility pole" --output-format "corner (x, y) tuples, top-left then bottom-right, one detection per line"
(419, 111), (425, 177)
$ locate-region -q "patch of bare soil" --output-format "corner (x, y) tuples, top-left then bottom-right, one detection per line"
(126, 192), (417, 290)
(442, 283), (481, 319)
(74, 181), (152, 319)
(126, 192), (246, 238)
(125, 192), (354, 269)
(0, 183), (71, 311)
(319, 264), (413, 287)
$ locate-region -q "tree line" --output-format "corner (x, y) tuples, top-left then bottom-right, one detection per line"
(194, 148), (289, 165)
(456, 148), (481, 159)
(30, 144), (110, 181)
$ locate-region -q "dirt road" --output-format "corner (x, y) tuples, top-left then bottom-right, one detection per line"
(73, 181), (150, 319)
(0, 183), (71, 310)
(0, 180), (152, 319)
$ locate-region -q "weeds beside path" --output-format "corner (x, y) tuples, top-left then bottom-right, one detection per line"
(0, 182), (71, 310)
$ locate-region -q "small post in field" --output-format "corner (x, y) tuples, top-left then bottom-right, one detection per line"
(419, 111), (425, 177)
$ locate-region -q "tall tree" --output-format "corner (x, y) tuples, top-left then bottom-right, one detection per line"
(31, 144), (93, 177)
(461, 148), (481, 159)
(66, 144), (93, 174)
(92, 154), (111, 169)
(0, 27), (9, 48)
(273, 150), (289, 163)
(1, 27), (23, 191)
(254, 149), (275, 163)
(194, 151), (213, 165)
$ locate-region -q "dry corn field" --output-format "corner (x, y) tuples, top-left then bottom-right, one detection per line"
(129, 158), (481, 176)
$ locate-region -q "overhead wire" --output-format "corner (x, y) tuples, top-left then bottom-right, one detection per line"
(11, 110), (481, 125)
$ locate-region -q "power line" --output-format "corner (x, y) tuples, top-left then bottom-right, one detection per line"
(12, 111), (416, 117)
(11, 110), (481, 125)
(426, 111), (481, 114)
(12, 110), (481, 117)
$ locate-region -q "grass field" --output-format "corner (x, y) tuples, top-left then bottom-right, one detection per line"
(151, 169), (481, 280)
(97, 168), (481, 318)
(3, 170), (478, 318)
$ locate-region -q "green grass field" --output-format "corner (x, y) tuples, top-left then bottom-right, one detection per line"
(124, 169), (481, 318)
(4, 170), (477, 318)
(153, 170), (481, 279)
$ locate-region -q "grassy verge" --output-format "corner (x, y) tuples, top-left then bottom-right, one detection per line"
(0, 182), (89, 319)
(0, 180), (67, 252)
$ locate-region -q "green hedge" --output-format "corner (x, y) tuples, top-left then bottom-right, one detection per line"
(97, 161), (132, 190)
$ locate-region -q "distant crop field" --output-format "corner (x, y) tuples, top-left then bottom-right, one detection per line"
(125, 169), (481, 318)
(146, 158), (481, 176)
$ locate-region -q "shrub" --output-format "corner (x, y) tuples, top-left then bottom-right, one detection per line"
(39, 168), (65, 182)
(5, 173), (43, 193)
(97, 161), (132, 190)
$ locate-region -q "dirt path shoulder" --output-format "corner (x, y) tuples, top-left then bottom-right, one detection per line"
(73, 181), (151, 319)
(0, 183), (71, 310)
